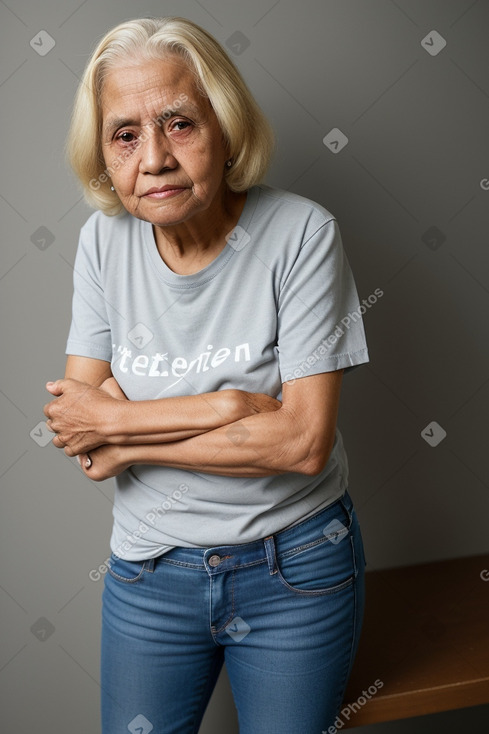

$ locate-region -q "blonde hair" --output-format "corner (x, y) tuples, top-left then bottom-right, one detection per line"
(67, 17), (274, 215)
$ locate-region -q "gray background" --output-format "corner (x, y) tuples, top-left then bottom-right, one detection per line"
(1, 0), (488, 731)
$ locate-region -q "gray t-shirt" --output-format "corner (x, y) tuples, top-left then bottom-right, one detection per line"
(66, 184), (369, 560)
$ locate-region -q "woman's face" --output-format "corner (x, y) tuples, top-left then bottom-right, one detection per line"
(100, 56), (230, 227)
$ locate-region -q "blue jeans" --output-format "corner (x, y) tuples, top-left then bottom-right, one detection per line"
(101, 489), (366, 734)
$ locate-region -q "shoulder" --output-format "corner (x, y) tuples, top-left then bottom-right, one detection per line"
(77, 209), (140, 264)
(246, 186), (341, 270)
(252, 184), (337, 234)
(80, 208), (136, 241)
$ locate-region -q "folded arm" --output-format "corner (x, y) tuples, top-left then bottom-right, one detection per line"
(44, 356), (343, 482)
(44, 355), (281, 452)
(80, 374), (343, 482)
(96, 370), (342, 479)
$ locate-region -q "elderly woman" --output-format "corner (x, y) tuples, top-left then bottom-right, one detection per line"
(44, 16), (369, 734)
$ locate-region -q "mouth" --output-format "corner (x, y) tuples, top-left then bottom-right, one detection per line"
(142, 186), (187, 199)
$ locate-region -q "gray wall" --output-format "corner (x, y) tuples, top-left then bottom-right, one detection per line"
(1, 0), (488, 731)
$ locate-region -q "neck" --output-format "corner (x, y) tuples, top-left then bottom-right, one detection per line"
(152, 184), (247, 275)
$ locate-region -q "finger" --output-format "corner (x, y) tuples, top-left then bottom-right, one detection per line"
(43, 402), (54, 419)
(78, 453), (88, 471)
(52, 435), (64, 448)
(45, 380), (64, 396)
(78, 453), (92, 471)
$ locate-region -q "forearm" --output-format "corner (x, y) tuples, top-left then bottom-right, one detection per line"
(80, 373), (342, 482)
(108, 389), (280, 445)
(45, 376), (282, 456)
(118, 407), (325, 478)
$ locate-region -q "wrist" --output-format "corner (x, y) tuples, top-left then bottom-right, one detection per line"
(105, 397), (132, 443)
(117, 442), (136, 471)
(120, 442), (149, 469)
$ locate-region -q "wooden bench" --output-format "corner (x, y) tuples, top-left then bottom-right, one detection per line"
(341, 553), (489, 727)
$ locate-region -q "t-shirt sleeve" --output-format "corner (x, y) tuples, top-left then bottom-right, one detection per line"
(65, 218), (113, 362)
(277, 217), (369, 382)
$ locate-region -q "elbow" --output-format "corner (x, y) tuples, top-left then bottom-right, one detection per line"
(296, 451), (330, 477)
(278, 440), (333, 477)
(264, 409), (336, 477)
(291, 433), (336, 476)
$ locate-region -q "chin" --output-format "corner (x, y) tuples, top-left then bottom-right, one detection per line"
(143, 206), (196, 228)
(144, 196), (206, 224)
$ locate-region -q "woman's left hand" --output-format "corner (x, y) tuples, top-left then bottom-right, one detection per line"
(78, 444), (132, 482)
(43, 378), (122, 456)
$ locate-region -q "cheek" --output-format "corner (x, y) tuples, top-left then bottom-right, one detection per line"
(183, 139), (226, 182)
(108, 157), (139, 193)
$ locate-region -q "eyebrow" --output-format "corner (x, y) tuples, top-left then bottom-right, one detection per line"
(103, 103), (202, 139)
(103, 117), (138, 139)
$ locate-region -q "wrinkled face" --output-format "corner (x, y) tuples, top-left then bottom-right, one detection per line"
(100, 56), (230, 226)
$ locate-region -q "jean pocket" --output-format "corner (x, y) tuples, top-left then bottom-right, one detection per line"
(107, 553), (148, 584)
(276, 528), (355, 596)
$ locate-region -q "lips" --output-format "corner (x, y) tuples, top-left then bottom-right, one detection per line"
(143, 185), (187, 198)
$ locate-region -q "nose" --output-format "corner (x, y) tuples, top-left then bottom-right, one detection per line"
(138, 126), (177, 174)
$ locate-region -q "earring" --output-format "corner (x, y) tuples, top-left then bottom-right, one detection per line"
(226, 159), (232, 168)
(110, 185), (115, 191)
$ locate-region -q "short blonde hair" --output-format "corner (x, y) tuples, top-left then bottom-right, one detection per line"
(67, 17), (274, 215)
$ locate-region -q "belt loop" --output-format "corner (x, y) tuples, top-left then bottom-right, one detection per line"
(264, 536), (278, 575)
(340, 489), (353, 526)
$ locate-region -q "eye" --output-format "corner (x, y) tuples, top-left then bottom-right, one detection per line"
(116, 131), (137, 144)
(170, 120), (191, 132)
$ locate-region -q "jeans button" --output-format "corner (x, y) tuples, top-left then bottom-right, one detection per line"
(208, 554), (221, 567)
